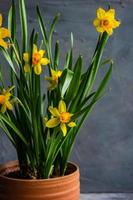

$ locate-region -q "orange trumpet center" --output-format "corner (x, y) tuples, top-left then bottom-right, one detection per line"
(60, 112), (71, 123)
(0, 95), (6, 104)
(100, 19), (110, 27)
(32, 53), (41, 65)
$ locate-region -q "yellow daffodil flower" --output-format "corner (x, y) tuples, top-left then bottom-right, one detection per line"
(0, 14), (11, 48)
(0, 86), (15, 113)
(46, 100), (76, 136)
(45, 69), (62, 90)
(93, 8), (120, 36)
(23, 44), (50, 75)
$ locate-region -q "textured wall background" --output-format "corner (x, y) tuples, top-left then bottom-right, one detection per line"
(0, 0), (133, 193)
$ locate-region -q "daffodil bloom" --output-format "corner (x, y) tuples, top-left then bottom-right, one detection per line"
(93, 8), (120, 36)
(0, 86), (15, 113)
(45, 69), (62, 90)
(46, 100), (76, 136)
(0, 14), (11, 48)
(23, 44), (50, 75)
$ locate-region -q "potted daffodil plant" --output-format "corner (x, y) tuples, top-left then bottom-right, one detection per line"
(0, 1), (120, 200)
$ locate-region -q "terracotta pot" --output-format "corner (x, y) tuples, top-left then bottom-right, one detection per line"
(0, 160), (80, 200)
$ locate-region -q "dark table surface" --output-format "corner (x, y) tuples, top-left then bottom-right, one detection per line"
(80, 193), (133, 200)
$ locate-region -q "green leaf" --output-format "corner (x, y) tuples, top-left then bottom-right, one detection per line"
(71, 32), (74, 48)
(8, 0), (16, 42)
(78, 92), (96, 110)
(0, 47), (17, 76)
(64, 50), (73, 69)
(92, 61), (113, 102)
(73, 62), (113, 120)
(59, 68), (73, 98)
(19, 0), (28, 53)
(0, 119), (16, 146)
(54, 41), (60, 69)
(82, 32), (109, 99)
(49, 13), (60, 67)
(66, 55), (82, 103)
(0, 113), (28, 145)
(36, 5), (48, 46)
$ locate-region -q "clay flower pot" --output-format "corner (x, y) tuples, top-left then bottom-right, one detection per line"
(0, 160), (80, 200)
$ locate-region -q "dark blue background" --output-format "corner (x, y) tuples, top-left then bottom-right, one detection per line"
(0, 0), (133, 193)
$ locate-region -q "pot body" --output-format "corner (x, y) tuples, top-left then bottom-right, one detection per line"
(0, 161), (80, 200)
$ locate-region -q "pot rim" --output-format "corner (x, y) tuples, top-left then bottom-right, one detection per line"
(0, 160), (79, 182)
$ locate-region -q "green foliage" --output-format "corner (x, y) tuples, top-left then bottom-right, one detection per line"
(0, 0), (114, 179)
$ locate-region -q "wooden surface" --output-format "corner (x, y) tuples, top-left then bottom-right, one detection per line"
(80, 193), (133, 200)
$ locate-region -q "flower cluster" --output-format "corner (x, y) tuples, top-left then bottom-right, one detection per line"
(0, 8), (121, 137)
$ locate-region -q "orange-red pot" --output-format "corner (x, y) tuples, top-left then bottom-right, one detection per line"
(0, 160), (80, 200)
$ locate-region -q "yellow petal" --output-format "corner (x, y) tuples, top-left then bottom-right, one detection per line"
(0, 28), (10, 38)
(60, 123), (67, 136)
(41, 58), (50, 65)
(57, 70), (62, 77)
(68, 121), (76, 128)
(5, 92), (11, 100)
(5, 101), (13, 110)
(0, 14), (2, 27)
(0, 38), (8, 48)
(51, 69), (56, 76)
(33, 44), (37, 53)
(112, 20), (121, 28)
(96, 26), (104, 33)
(97, 8), (106, 19)
(23, 53), (29, 62)
(107, 9), (115, 19)
(46, 118), (60, 128)
(58, 100), (66, 113)
(48, 106), (60, 117)
(24, 64), (30, 73)
(93, 18), (100, 27)
(39, 50), (45, 57)
(106, 28), (113, 36)
(51, 69), (62, 77)
(34, 64), (42, 75)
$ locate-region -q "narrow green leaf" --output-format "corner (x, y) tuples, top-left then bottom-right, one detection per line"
(49, 13), (60, 67)
(36, 5), (48, 46)
(82, 32), (109, 99)
(0, 47), (17, 76)
(59, 68), (73, 98)
(54, 41), (60, 69)
(19, 0), (28, 53)
(8, 0), (16, 42)
(0, 113), (28, 145)
(0, 119), (16, 146)
(66, 55), (82, 103)
(71, 32), (73, 48)
(73, 62), (113, 120)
